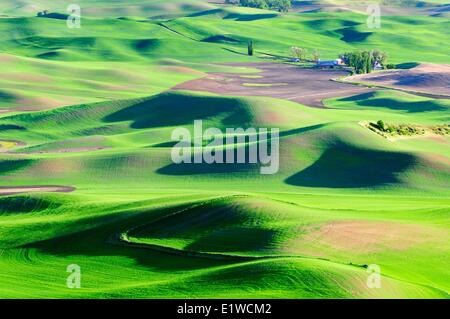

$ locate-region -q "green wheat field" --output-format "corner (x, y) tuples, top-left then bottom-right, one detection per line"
(0, 0), (449, 299)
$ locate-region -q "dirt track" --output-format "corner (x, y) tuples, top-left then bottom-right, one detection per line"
(0, 186), (75, 196)
(172, 63), (375, 108)
(12, 146), (109, 155)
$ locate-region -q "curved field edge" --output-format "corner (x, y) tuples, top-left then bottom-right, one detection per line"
(0, 0), (449, 300)
(0, 192), (448, 298)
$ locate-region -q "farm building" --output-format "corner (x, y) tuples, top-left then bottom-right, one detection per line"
(317, 58), (345, 68)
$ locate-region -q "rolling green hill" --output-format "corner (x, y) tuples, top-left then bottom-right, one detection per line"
(0, 0), (449, 299)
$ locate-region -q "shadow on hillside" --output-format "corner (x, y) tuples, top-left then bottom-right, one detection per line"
(0, 124), (26, 131)
(37, 12), (69, 20)
(133, 39), (162, 50)
(22, 202), (237, 271)
(36, 51), (60, 59)
(188, 8), (222, 18)
(156, 124), (324, 175)
(396, 62), (420, 69)
(285, 144), (417, 188)
(221, 47), (249, 56)
(185, 227), (278, 253)
(103, 92), (254, 129)
(202, 35), (241, 43)
(338, 94), (448, 113)
(151, 141), (189, 148)
(304, 19), (358, 29)
(0, 91), (16, 102)
(225, 13), (278, 21)
(337, 27), (372, 43)
(157, 161), (258, 176)
(189, 8), (278, 21)
(132, 200), (280, 254)
(0, 159), (33, 174)
(280, 124), (327, 137)
(0, 195), (62, 215)
(358, 98), (447, 113)
(339, 92), (377, 102)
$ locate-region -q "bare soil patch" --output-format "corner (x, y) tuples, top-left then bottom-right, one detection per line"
(15, 96), (69, 111)
(1, 72), (52, 83)
(158, 66), (206, 76)
(290, 1), (444, 16)
(345, 63), (450, 97)
(0, 186), (75, 196)
(286, 220), (447, 255)
(172, 62), (374, 108)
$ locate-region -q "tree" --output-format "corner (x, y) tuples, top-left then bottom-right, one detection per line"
(377, 120), (386, 131)
(362, 51), (372, 74)
(37, 10), (49, 17)
(302, 48), (308, 60)
(291, 47), (308, 61)
(385, 63), (396, 69)
(268, 0), (291, 12)
(340, 49), (386, 74)
(290, 46), (301, 60)
(239, 0), (268, 10)
(372, 49), (388, 69)
(248, 41), (254, 56)
(312, 49), (320, 62)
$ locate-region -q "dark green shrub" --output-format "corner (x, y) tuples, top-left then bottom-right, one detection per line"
(377, 120), (386, 131)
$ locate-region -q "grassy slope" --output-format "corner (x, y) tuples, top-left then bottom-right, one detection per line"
(0, 1), (449, 299)
(0, 191), (448, 298)
(1, 89), (449, 298)
(162, 9), (450, 62)
(0, 0), (216, 18)
(0, 4), (448, 110)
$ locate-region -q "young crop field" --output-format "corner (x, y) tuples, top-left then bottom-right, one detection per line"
(0, 0), (449, 299)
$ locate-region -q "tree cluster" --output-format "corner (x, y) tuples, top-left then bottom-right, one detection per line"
(373, 120), (425, 136)
(290, 46), (307, 60)
(340, 49), (388, 74)
(290, 47), (320, 62)
(230, 0), (292, 13)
